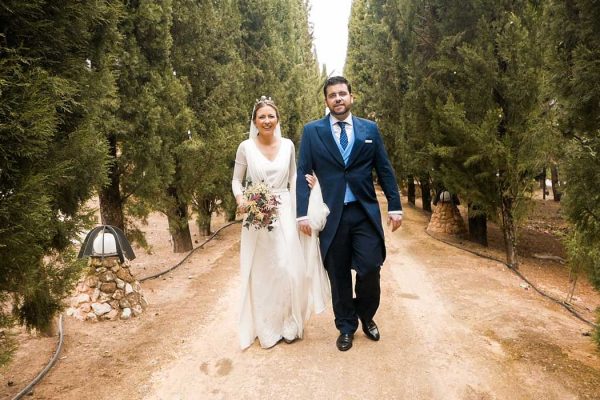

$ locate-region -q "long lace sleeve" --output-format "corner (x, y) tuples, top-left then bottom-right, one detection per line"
(232, 142), (247, 198)
(288, 140), (297, 214)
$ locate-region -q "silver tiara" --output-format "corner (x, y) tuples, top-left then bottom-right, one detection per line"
(255, 95), (274, 105)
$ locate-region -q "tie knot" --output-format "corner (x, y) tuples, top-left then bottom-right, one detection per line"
(338, 121), (345, 128)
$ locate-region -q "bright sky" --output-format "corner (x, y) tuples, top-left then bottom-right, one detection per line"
(308, 0), (353, 76)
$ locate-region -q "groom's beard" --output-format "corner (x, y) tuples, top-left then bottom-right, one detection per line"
(329, 103), (351, 116)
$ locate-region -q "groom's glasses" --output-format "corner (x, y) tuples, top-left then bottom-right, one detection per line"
(327, 91), (349, 100)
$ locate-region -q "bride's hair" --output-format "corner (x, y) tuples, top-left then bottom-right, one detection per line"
(252, 96), (279, 121)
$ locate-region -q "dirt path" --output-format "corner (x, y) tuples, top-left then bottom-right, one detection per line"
(3, 205), (600, 399)
(141, 209), (599, 399)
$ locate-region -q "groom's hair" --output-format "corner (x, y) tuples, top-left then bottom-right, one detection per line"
(323, 76), (352, 97)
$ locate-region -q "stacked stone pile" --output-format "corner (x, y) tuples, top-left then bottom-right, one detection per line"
(66, 256), (147, 321)
(427, 194), (467, 236)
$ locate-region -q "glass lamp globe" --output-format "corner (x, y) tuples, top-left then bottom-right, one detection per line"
(440, 191), (452, 203)
(92, 232), (118, 256)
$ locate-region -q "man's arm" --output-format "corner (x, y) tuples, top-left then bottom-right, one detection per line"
(296, 125), (314, 217)
(296, 125), (313, 235)
(372, 125), (403, 232)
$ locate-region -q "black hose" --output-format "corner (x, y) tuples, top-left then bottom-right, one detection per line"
(12, 314), (65, 400)
(12, 220), (241, 398)
(139, 220), (241, 282)
(424, 229), (597, 328)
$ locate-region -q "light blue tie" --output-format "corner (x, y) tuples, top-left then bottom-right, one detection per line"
(338, 121), (348, 150)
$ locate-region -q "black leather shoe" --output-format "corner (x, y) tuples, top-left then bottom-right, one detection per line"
(361, 320), (380, 341)
(336, 333), (354, 351)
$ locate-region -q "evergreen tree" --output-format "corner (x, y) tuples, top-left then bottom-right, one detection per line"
(99, 0), (194, 251)
(237, 0), (322, 141)
(346, 0), (548, 266)
(277, 0), (323, 144)
(184, 0), (321, 233)
(171, 0), (245, 236)
(401, 0), (490, 227)
(346, 0), (428, 210)
(544, 0), (600, 341)
(350, 0), (410, 169)
(0, 0), (118, 333)
(168, 0), (322, 236)
(421, 0), (546, 267)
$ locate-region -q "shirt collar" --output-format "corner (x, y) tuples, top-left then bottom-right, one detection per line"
(329, 113), (353, 127)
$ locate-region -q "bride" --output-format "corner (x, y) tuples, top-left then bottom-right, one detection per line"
(232, 97), (329, 349)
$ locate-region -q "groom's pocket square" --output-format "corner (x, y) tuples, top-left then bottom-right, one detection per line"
(365, 139), (373, 143)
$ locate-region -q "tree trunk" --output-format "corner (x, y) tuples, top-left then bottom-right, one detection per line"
(501, 195), (518, 269)
(99, 134), (125, 231)
(541, 166), (547, 200)
(551, 164), (562, 202)
(467, 203), (488, 246)
(198, 198), (213, 236)
(407, 175), (416, 206)
(420, 177), (432, 212)
(166, 186), (193, 253)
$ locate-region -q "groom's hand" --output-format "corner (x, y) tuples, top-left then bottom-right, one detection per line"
(387, 214), (402, 232)
(298, 220), (312, 236)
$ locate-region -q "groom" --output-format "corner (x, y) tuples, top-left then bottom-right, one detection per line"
(296, 76), (402, 351)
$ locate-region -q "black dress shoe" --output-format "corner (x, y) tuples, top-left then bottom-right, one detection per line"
(361, 320), (380, 341)
(336, 333), (354, 351)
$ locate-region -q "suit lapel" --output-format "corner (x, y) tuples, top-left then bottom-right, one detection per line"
(347, 116), (365, 168)
(315, 116), (345, 167)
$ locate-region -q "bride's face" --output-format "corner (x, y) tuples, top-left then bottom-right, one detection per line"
(254, 105), (278, 137)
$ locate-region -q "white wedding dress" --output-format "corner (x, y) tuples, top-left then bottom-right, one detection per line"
(232, 137), (330, 350)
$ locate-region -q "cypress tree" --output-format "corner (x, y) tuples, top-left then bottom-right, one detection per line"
(237, 0), (321, 138)
(100, 0), (194, 251)
(544, 0), (600, 341)
(170, 0), (245, 236)
(421, 0), (546, 267)
(346, 0), (548, 265)
(0, 0), (118, 333)
(347, 0), (428, 209)
(278, 0), (323, 143)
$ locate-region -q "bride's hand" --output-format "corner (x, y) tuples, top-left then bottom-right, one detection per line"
(298, 220), (312, 236)
(305, 173), (317, 189)
(236, 199), (247, 214)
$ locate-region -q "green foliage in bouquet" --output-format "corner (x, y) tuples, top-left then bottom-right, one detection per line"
(242, 181), (281, 231)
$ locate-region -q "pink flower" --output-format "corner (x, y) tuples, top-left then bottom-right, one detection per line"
(242, 182), (280, 231)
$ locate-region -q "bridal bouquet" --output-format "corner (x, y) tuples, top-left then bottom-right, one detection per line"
(242, 181), (281, 231)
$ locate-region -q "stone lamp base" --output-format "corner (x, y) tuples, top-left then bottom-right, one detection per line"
(66, 256), (147, 321)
